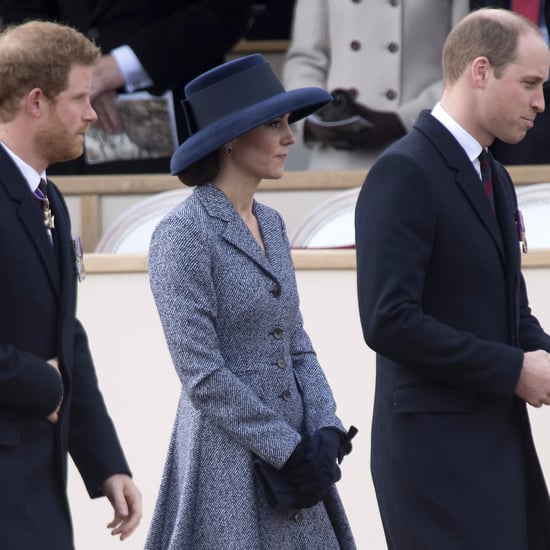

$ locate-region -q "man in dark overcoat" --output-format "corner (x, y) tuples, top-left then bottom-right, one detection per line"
(0, 20), (141, 549)
(356, 8), (550, 549)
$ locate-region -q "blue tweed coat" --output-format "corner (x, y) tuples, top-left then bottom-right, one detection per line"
(146, 183), (355, 549)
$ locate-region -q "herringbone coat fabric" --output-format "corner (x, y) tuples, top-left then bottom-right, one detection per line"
(146, 183), (355, 549)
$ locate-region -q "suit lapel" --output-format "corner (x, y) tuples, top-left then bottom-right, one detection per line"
(0, 149), (60, 291)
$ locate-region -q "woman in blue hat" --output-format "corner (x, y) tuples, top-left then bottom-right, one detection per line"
(145, 54), (357, 549)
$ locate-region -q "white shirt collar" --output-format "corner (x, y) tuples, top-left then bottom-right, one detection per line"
(431, 102), (484, 164)
(0, 141), (47, 193)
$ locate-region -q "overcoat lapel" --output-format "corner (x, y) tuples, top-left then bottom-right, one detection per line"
(454, 165), (506, 265)
(492, 159), (521, 269)
(416, 111), (506, 266)
(48, 183), (74, 292)
(492, 159), (523, 337)
(0, 150), (60, 291)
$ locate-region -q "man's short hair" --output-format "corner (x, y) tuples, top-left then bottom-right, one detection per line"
(0, 20), (100, 121)
(442, 8), (541, 85)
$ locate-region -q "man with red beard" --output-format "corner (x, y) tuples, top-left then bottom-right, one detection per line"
(0, 20), (141, 549)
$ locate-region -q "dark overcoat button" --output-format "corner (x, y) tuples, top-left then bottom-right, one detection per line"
(388, 42), (399, 53)
(271, 285), (281, 298)
(281, 389), (291, 401)
(385, 89), (398, 100)
(87, 27), (101, 41)
(277, 358), (287, 369)
(272, 328), (284, 339)
(350, 40), (361, 51)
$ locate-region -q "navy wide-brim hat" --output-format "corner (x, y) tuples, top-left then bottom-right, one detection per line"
(170, 54), (332, 175)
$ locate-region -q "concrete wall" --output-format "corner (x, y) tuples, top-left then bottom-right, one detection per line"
(66, 259), (550, 550)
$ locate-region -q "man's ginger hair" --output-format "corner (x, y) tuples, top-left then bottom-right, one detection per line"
(0, 20), (100, 122)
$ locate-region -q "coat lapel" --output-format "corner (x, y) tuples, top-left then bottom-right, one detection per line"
(48, 182), (74, 290)
(454, 164), (506, 264)
(415, 112), (506, 266)
(0, 149), (60, 291)
(492, 160), (521, 268)
(196, 184), (281, 282)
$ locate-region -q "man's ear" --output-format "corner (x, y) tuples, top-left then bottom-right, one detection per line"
(25, 88), (46, 117)
(471, 56), (491, 88)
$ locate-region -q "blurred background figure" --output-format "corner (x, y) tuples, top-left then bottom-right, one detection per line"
(283, 0), (469, 170)
(246, 0), (296, 40)
(471, 1), (550, 164)
(0, 0), (255, 174)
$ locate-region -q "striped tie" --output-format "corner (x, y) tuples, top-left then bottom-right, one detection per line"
(479, 149), (495, 210)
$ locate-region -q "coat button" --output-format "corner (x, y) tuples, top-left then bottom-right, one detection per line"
(87, 27), (100, 40)
(385, 89), (398, 100)
(388, 42), (399, 53)
(277, 358), (287, 369)
(389, 0), (399, 6)
(271, 285), (281, 298)
(293, 510), (304, 522)
(350, 40), (361, 51)
(351, 0), (361, 3)
(281, 389), (292, 401)
(272, 328), (283, 339)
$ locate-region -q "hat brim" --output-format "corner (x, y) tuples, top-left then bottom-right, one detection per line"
(170, 87), (331, 175)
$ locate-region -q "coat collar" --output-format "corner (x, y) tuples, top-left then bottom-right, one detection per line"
(194, 183), (283, 282)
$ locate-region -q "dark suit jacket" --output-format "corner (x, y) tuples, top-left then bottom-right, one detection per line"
(0, 0), (254, 174)
(470, 0), (550, 164)
(355, 111), (550, 549)
(0, 146), (130, 549)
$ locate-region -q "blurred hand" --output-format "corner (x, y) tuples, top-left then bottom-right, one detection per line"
(92, 90), (123, 133)
(90, 55), (125, 133)
(90, 54), (125, 99)
(304, 88), (406, 150)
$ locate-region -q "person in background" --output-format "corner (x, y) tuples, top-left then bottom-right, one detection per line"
(246, 0), (296, 40)
(471, 0), (550, 164)
(0, 20), (141, 548)
(283, 0), (469, 170)
(0, 0), (254, 174)
(145, 53), (357, 549)
(356, 8), (550, 549)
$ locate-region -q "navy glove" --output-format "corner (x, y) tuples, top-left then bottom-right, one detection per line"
(254, 426), (358, 511)
(280, 429), (344, 508)
(333, 425), (358, 464)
